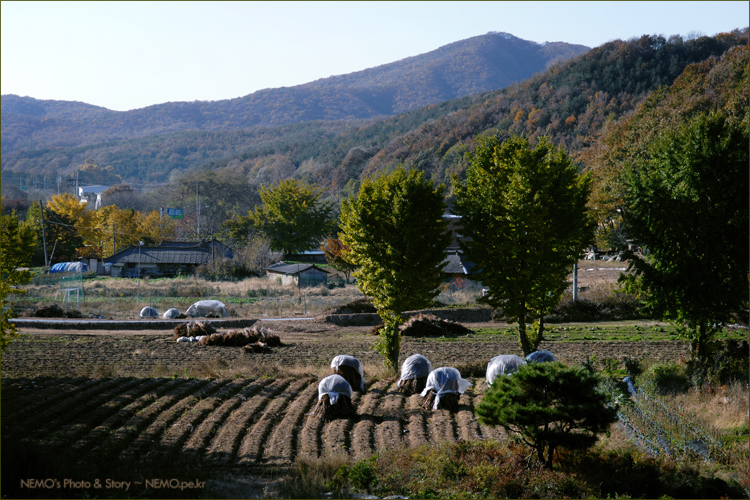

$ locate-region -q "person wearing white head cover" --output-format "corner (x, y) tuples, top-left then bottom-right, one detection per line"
(397, 353), (433, 388)
(486, 354), (526, 386)
(317, 374), (353, 405)
(330, 355), (365, 391)
(420, 367), (471, 410)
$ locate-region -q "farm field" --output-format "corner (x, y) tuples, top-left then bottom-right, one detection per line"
(1, 316), (702, 498)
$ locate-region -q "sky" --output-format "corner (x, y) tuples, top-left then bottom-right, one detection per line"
(2, 1), (747, 112)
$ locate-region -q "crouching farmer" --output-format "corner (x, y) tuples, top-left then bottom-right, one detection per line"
(397, 353), (433, 396)
(421, 367), (471, 411)
(311, 374), (357, 421)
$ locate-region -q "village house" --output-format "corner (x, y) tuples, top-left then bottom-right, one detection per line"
(104, 239), (232, 277)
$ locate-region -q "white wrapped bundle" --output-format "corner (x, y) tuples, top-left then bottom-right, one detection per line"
(486, 354), (526, 386)
(420, 367), (471, 410)
(330, 355), (365, 391)
(185, 300), (227, 318)
(525, 350), (556, 364)
(317, 374), (353, 405)
(163, 307), (181, 319)
(139, 306), (158, 318)
(397, 354), (433, 388)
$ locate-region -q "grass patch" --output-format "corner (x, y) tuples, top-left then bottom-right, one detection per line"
(274, 440), (747, 499)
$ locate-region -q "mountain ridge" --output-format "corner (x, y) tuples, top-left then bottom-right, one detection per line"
(1, 32), (588, 156)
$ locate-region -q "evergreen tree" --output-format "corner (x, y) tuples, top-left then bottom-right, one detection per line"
(477, 362), (618, 469)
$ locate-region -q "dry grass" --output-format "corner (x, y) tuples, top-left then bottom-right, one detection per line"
(266, 455), (353, 499)
(673, 381), (749, 431)
(18, 276), (366, 319)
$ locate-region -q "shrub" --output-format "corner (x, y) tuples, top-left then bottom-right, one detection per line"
(348, 441), (747, 499)
(687, 339), (749, 386)
(476, 362), (618, 468)
(641, 361), (691, 395)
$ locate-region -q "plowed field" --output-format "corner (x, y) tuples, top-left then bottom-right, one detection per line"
(2, 318), (691, 498)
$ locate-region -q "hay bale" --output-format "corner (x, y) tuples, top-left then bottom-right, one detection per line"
(243, 342), (268, 353)
(333, 365), (362, 393)
(173, 323), (188, 340)
(198, 325), (280, 348)
(421, 389), (460, 411)
(223, 329), (253, 346)
(263, 333), (281, 347)
(400, 376), (427, 397)
(310, 394), (357, 421)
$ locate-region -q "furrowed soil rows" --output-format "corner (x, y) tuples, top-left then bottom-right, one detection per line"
(182, 378), (274, 463)
(2, 319), (695, 489)
(405, 393), (430, 449)
(350, 379), (391, 461)
(204, 379), (290, 467)
(372, 380), (404, 455)
(263, 381), (320, 465)
(236, 378), (312, 465)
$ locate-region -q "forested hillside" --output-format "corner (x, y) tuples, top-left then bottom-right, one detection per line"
(1, 32), (587, 161)
(2, 30), (746, 196)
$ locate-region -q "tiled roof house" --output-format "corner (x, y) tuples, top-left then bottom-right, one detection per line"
(104, 239), (232, 277)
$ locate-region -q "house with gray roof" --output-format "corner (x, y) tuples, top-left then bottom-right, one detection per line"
(266, 262), (329, 287)
(104, 239), (232, 277)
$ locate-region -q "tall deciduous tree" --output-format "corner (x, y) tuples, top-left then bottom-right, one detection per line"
(453, 135), (594, 355)
(476, 362), (618, 469)
(250, 179), (335, 255)
(620, 111), (749, 364)
(339, 167), (450, 371)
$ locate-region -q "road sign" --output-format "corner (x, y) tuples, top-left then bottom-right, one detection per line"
(167, 208), (183, 220)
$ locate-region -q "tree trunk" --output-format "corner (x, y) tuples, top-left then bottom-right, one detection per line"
(518, 315), (531, 356)
(545, 446), (554, 469)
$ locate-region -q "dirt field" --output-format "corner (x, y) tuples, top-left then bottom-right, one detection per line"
(2, 316), (692, 498)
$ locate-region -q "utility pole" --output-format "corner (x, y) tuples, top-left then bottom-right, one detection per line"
(573, 262), (579, 301)
(112, 223), (116, 256)
(196, 175), (200, 239)
(39, 200), (49, 268)
(75, 169), (79, 200)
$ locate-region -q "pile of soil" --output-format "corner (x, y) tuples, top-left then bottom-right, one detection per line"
(325, 298), (376, 315)
(371, 314), (473, 337)
(309, 394), (357, 422)
(173, 321), (216, 340)
(31, 304), (84, 319)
